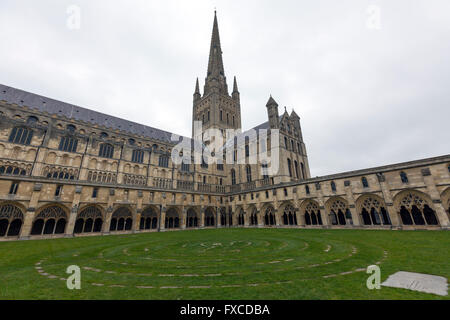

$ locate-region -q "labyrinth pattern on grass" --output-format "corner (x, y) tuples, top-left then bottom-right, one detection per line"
(34, 232), (388, 290)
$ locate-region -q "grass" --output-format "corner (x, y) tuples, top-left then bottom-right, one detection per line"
(0, 228), (448, 300)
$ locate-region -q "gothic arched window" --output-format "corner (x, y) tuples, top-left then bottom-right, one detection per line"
(99, 143), (114, 158)
(246, 165), (252, 182)
(331, 181), (336, 192)
(132, 149), (144, 163)
(8, 127), (33, 145)
(158, 155), (169, 168)
(287, 158), (292, 177)
(400, 171), (408, 183)
(362, 177), (369, 188)
(261, 163), (269, 179)
(58, 136), (78, 153)
(231, 169), (236, 185)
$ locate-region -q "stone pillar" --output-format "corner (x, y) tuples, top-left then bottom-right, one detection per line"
(295, 208), (304, 227)
(422, 172), (450, 227)
(19, 183), (43, 239)
(160, 206), (166, 230)
(102, 189), (116, 233)
(134, 210), (141, 232)
(216, 207), (221, 228)
(20, 208), (36, 239)
(432, 201), (450, 228)
(199, 207), (205, 227)
(181, 207), (187, 229)
(377, 173), (401, 228)
(385, 204), (400, 227)
(343, 180), (361, 226)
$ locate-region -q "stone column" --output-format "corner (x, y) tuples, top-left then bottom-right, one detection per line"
(160, 206), (166, 231)
(422, 171), (450, 227)
(199, 207), (205, 228)
(385, 204), (400, 227)
(216, 207), (221, 228)
(181, 207), (187, 229)
(343, 180), (361, 226)
(377, 173), (401, 228)
(102, 189), (116, 233)
(134, 210), (141, 232)
(19, 183), (43, 239)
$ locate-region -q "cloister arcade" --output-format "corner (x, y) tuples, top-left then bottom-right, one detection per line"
(0, 186), (447, 240)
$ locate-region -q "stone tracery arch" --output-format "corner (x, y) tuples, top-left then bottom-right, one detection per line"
(0, 202), (24, 237)
(165, 207), (181, 229)
(356, 194), (391, 226)
(263, 204), (276, 226)
(300, 200), (323, 226)
(326, 197), (350, 226)
(31, 204), (68, 235)
(74, 205), (104, 233)
(393, 190), (439, 226)
(140, 206), (158, 230)
(204, 207), (216, 227)
(186, 207), (199, 228)
(281, 203), (297, 226)
(110, 206), (133, 231)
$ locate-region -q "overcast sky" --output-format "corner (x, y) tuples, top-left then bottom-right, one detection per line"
(0, 0), (449, 176)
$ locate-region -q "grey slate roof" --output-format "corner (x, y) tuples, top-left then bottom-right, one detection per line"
(0, 83), (178, 144)
(0, 83), (273, 148)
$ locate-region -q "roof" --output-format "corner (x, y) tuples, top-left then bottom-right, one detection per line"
(0, 83), (180, 144)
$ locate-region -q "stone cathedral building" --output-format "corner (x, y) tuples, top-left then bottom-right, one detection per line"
(0, 13), (449, 240)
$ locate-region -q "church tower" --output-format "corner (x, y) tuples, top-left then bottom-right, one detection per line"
(192, 12), (242, 139)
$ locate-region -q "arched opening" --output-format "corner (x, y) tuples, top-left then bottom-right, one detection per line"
(0, 203), (24, 237)
(110, 207), (132, 231)
(283, 205), (296, 226)
(238, 210), (245, 226)
(83, 218), (93, 232)
(305, 212), (311, 225)
(337, 210), (346, 225)
(165, 208), (180, 229)
(43, 219), (56, 234)
(250, 209), (258, 226)
(74, 219), (84, 233)
(75, 206), (103, 234)
(204, 208), (215, 227)
(303, 202), (321, 226)
(31, 219), (44, 235)
(396, 192), (440, 226)
(186, 208), (198, 228)
(330, 211), (338, 225)
(423, 205), (438, 225)
(31, 205), (67, 236)
(362, 208), (371, 225)
(264, 207), (276, 226)
(140, 207), (158, 230)
(411, 205), (425, 225)
(380, 208), (391, 225)
(400, 206), (413, 225)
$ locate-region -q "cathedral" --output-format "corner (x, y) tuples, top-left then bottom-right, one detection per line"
(0, 13), (448, 240)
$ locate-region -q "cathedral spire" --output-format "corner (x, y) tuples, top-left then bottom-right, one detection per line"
(233, 76), (239, 93)
(194, 77), (201, 101)
(204, 11), (228, 95)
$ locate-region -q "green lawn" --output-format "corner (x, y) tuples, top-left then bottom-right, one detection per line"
(0, 228), (448, 299)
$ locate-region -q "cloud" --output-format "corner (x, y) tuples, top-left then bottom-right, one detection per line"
(0, 0), (448, 176)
